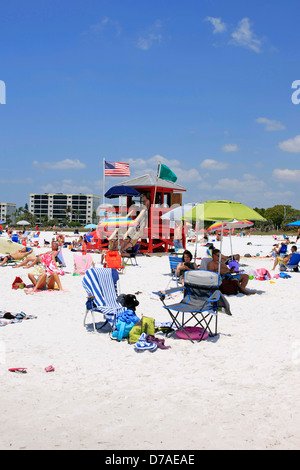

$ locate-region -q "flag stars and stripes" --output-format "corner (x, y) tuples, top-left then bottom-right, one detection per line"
(104, 161), (130, 177)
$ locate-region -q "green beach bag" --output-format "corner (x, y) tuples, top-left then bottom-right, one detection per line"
(128, 316), (155, 344)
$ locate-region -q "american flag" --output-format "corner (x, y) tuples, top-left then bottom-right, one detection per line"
(104, 161), (130, 177)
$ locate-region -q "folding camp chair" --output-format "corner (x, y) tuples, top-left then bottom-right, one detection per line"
(168, 254), (182, 285)
(279, 244), (288, 255)
(122, 243), (140, 266)
(280, 252), (300, 272)
(153, 270), (232, 343)
(199, 257), (212, 270)
(82, 267), (127, 331)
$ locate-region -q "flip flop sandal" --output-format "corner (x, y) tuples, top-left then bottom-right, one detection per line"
(45, 365), (55, 372)
(8, 368), (27, 373)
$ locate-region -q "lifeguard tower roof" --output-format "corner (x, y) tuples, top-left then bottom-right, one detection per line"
(111, 173), (186, 192)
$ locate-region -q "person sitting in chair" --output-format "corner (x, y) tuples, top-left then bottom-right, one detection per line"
(207, 248), (257, 295)
(272, 245), (297, 271)
(176, 250), (199, 285)
(120, 237), (134, 256)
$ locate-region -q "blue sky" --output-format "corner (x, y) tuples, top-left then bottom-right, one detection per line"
(1, 0), (300, 210)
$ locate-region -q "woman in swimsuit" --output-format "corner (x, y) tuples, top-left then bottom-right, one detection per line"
(27, 271), (63, 293)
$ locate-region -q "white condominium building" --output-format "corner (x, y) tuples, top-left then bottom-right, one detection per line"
(0, 202), (17, 223)
(29, 193), (100, 224)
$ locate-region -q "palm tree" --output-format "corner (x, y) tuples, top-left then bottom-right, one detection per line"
(74, 209), (81, 223)
(64, 206), (72, 222)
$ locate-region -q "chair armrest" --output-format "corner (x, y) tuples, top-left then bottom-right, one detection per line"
(152, 286), (185, 300)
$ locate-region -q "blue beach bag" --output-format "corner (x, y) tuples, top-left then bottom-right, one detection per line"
(111, 309), (140, 341)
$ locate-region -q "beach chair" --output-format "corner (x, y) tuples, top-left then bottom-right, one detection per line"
(122, 243), (140, 266)
(279, 244), (288, 255)
(280, 252), (300, 272)
(104, 250), (125, 273)
(168, 254), (182, 285)
(153, 270), (232, 343)
(82, 267), (127, 331)
(56, 250), (66, 267)
(30, 233), (40, 247)
(199, 257), (212, 270)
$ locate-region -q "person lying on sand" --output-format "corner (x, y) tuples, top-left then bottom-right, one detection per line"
(13, 242), (59, 269)
(207, 248), (257, 295)
(0, 247), (33, 267)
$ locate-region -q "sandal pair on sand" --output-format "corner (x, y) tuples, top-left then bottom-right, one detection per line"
(8, 365), (55, 373)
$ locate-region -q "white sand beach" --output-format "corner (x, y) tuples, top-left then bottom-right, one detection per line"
(0, 232), (299, 450)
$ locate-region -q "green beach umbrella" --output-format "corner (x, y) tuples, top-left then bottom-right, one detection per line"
(182, 200), (266, 223)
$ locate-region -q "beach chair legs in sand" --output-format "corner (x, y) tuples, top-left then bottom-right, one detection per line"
(83, 296), (109, 332)
(83, 311), (108, 332)
(154, 270), (231, 343)
(168, 254), (182, 285)
(123, 243), (140, 266)
(172, 310), (218, 342)
(82, 268), (126, 333)
(161, 299), (218, 344)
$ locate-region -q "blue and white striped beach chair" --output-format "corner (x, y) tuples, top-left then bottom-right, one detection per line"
(82, 267), (127, 332)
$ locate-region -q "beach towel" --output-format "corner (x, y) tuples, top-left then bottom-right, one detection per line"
(31, 264), (46, 277)
(0, 311), (37, 326)
(40, 253), (64, 275)
(145, 334), (171, 349)
(255, 268), (271, 280)
(73, 253), (94, 275)
(82, 267), (127, 328)
(111, 309), (140, 341)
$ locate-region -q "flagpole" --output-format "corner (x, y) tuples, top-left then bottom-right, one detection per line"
(153, 161), (161, 206)
(103, 158), (105, 208)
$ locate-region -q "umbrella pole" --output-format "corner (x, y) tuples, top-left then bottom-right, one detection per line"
(218, 223), (224, 279)
(193, 222), (200, 262)
(230, 230), (233, 258)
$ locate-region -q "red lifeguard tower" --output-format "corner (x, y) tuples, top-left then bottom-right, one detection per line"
(108, 173), (187, 253)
